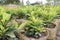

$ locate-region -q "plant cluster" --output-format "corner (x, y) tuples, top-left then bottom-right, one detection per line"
(25, 16), (45, 38)
(0, 5), (60, 39)
(0, 6), (19, 40)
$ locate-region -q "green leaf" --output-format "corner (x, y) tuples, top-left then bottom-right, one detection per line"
(1, 13), (11, 24)
(0, 25), (5, 30)
(12, 20), (18, 28)
(18, 22), (27, 30)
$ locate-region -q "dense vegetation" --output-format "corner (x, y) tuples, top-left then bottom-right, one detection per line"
(0, 5), (60, 40)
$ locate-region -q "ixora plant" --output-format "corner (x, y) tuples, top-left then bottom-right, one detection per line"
(15, 16), (49, 40)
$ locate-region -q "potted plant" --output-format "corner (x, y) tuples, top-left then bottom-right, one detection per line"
(14, 16), (49, 40)
(0, 9), (18, 40)
(40, 7), (58, 40)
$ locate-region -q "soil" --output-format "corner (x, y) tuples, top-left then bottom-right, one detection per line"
(16, 18), (27, 24)
(20, 30), (47, 39)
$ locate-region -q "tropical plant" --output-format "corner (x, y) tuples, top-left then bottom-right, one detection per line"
(0, 7), (19, 40)
(40, 6), (57, 23)
(18, 15), (46, 38)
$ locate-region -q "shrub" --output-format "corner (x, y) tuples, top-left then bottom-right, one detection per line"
(0, 6), (19, 40)
(18, 16), (45, 38)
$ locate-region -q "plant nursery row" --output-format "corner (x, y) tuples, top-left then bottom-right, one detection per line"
(0, 5), (60, 40)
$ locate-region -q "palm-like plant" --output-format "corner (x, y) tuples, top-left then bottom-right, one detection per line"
(0, 7), (19, 40)
(40, 6), (57, 23)
(18, 15), (46, 38)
